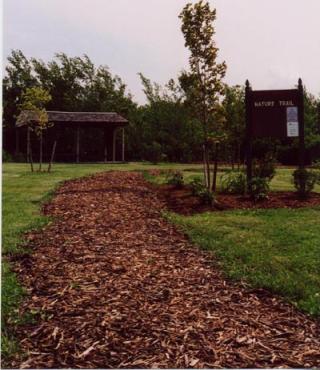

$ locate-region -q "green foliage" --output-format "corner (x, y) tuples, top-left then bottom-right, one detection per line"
(136, 74), (203, 162)
(220, 170), (246, 194)
(19, 87), (52, 135)
(253, 156), (276, 181)
(2, 263), (25, 326)
(187, 175), (214, 204)
(311, 160), (320, 170)
(2, 150), (13, 162)
(189, 175), (214, 204)
(293, 168), (318, 198)
(20, 86), (51, 110)
(179, 1), (226, 115)
(198, 186), (215, 205)
(145, 141), (163, 164)
(249, 177), (270, 201)
(189, 176), (204, 196)
(223, 85), (245, 165)
(3, 50), (138, 159)
(3, 49), (320, 166)
(165, 170), (184, 188)
(12, 152), (26, 163)
(304, 91), (320, 153)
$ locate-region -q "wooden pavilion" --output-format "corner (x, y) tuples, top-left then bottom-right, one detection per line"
(16, 111), (129, 162)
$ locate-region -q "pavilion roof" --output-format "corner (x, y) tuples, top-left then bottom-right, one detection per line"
(16, 111), (129, 127)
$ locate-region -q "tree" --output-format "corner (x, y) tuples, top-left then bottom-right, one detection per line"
(278, 89), (320, 165)
(3, 51), (38, 157)
(222, 85), (245, 168)
(18, 87), (52, 171)
(304, 90), (320, 161)
(136, 73), (203, 162)
(179, 0), (227, 192)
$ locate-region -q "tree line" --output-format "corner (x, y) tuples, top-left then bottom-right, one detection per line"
(3, 5), (320, 168)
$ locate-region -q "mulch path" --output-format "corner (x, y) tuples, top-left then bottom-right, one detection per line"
(153, 183), (320, 215)
(9, 172), (320, 368)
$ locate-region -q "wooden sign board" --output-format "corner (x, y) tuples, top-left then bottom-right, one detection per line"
(245, 79), (305, 190)
(249, 89), (300, 138)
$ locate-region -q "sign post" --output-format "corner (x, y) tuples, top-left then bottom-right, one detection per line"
(245, 80), (253, 192)
(298, 78), (305, 170)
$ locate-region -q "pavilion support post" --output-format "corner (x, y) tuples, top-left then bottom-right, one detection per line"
(76, 125), (80, 163)
(104, 145), (108, 163)
(121, 127), (125, 162)
(112, 128), (116, 162)
(39, 131), (43, 172)
(15, 128), (20, 155)
(27, 127), (30, 160)
(103, 128), (108, 163)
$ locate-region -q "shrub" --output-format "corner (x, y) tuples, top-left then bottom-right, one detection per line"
(188, 176), (214, 204)
(12, 152), (26, 163)
(249, 177), (270, 201)
(311, 160), (320, 170)
(2, 150), (13, 163)
(292, 168), (318, 198)
(189, 176), (204, 196)
(165, 170), (184, 188)
(198, 187), (214, 205)
(146, 142), (162, 164)
(220, 171), (247, 195)
(253, 157), (276, 181)
(188, 176), (214, 205)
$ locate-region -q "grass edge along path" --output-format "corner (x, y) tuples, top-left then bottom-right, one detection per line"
(2, 164), (121, 359)
(167, 207), (320, 317)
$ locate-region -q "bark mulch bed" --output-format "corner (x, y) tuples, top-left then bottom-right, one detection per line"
(8, 172), (320, 368)
(153, 183), (320, 215)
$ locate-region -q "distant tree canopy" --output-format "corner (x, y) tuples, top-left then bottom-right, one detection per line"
(3, 49), (320, 164)
(3, 50), (136, 126)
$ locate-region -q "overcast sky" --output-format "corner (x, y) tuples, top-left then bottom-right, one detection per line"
(3, 0), (320, 103)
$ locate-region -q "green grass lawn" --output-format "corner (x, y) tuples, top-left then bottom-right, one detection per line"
(169, 208), (320, 316)
(2, 162), (320, 358)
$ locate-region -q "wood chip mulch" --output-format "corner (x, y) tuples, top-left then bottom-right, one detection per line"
(153, 183), (320, 215)
(9, 172), (320, 368)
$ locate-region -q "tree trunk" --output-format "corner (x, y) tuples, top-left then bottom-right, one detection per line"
(39, 131), (43, 172)
(237, 141), (241, 170)
(203, 145), (208, 187)
(121, 127), (125, 162)
(47, 141), (57, 173)
(204, 143), (211, 190)
(231, 151), (234, 170)
(27, 127), (31, 160)
(212, 143), (219, 192)
(29, 143), (34, 173)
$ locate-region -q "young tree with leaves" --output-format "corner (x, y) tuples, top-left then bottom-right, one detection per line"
(18, 87), (52, 171)
(179, 0), (227, 192)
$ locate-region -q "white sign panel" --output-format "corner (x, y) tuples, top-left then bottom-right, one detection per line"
(286, 107), (299, 137)
(287, 121), (299, 137)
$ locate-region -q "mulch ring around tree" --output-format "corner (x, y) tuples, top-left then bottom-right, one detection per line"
(8, 171), (320, 368)
(152, 183), (320, 215)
